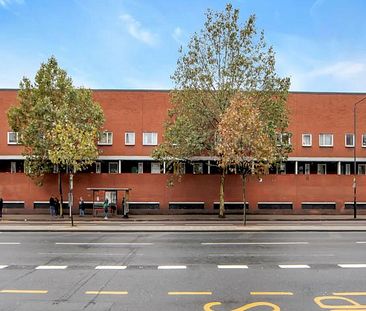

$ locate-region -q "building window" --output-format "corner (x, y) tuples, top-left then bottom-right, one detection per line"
(362, 134), (366, 147)
(319, 134), (333, 147)
(345, 133), (354, 147)
(358, 164), (366, 175)
(317, 163), (327, 175)
(345, 163), (351, 175)
(98, 132), (113, 145)
(193, 163), (203, 174)
(109, 162), (118, 174)
(125, 132), (135, 145)
(151, 162), (161, 174)
(138, 162), (143, 174)
(302, 134), (312, 147)
(96, 162), (101, 174)
(7, 132), (20, 145)
(276, 163), (286, 175)
(304, 163), (310, 175)
(276, 132), (291, 146)
(10, 161), (16, 173)
(143, 132), (158, 146)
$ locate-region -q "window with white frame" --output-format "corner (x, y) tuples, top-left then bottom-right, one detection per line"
(317, 163), (327, 174)
(98, 132), (113, 145)
(362, 134), (366, 147)
(304, 163), (310, 175)
(358, 164), (366, 175)
(276, 132), (291, 146)
(96, 162), (101, 174)
(10, 161), (16, 173)
(125, 132), (135, 145)
(138, 162), (143, 174)
(108, 162), (118, 174)
(345, 133), (355, 147)
(302, 134), (312, 147)
(143, 132), (158, 146)
(151, 162), (161, 174)
(193, 163), (203, 174)
(345, 163), (351, 175)
(7, 132), (20, 145)
(319, 134), (333, 147)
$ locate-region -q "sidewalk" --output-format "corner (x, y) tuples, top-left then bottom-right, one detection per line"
(1, 214), (366, 232)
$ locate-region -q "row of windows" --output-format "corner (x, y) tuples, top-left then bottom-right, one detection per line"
(7, 131), (366, 149)
(277, 133), (366, 148)
(7, 131), (158, 146)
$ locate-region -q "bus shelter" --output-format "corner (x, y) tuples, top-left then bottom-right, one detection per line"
(86, 187), (131, 217)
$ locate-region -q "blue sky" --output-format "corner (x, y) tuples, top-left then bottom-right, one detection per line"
(0, 0), (366, 92)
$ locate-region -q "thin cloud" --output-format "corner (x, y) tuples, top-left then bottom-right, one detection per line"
(172, 27), (183, 44)
(120, 14), (158, 46)
(0, 0), (23, 8)
(308, 62), (366, 79)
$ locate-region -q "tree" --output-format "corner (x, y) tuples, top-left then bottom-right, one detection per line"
(154, 4), (290, 217)
(217, 94), (290, 225)
(7, 56), (105, 217)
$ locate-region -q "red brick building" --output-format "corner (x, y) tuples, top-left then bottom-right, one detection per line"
(1, 89), (366, 214)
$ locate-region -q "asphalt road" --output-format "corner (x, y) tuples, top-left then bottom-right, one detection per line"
(0, 232), (366, 310)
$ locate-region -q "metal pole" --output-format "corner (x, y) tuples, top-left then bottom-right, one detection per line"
(69, 173), (74, 226)
(354, 103), (357, 219)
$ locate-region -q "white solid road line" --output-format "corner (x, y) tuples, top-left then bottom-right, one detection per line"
(35, 266), (68, 270)
(158, 266), (187, 270)
(279, 265), (310, 269)
(338, 264), (366, 268)
(55, 242), (153, 246)
(0, 265), (8, 269)
(95, 266), (127, 270)
(202, 242), (309, 245)
(356, 242), (366, 244)
(217, 265), (248, 269)
(0, 242), (20, 245)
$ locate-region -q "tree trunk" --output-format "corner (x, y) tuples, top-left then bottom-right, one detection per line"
(219, 169), (225, 218)
(58, 171), (63, 217)
(241, 174), (247, 226)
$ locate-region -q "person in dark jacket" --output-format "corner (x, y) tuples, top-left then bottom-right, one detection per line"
(79, 197), (85, 216)
(49, 196), (56, 216)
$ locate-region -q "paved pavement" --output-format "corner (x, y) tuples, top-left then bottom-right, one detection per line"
(1, 214), (366, 231)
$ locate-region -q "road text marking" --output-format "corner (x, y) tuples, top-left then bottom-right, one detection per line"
(338, 264), (366, 268)
(250, 292), (294, 296)
(168, 292), (212, 295)
(279, 265), (310, 269)
(85, 291), (128, 295)
(35, 266), (67, 270)
(0, 289), (48, 294)
(158, 266), (187, 270)
(95, 266), (127, 270)
(217, 265), (248, 269)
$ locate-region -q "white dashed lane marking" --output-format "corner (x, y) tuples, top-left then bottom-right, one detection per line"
(279, 265), (310, 269)
(55, 242), (153, 246)
(338, 264), (366, 268)
(0, 265), (8, 269)
(201, 242), (309, 245)
(35, 266), (68, 270)
(0, 242), (20, 245)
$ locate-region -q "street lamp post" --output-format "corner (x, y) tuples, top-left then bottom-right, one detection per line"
(353, 97), (366, 219)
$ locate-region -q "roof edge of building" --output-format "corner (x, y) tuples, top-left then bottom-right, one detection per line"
(0, 88), (365, 95)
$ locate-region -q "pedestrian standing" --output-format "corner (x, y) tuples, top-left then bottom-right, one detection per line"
(0, 197), (3, 219)
(79, 197), (85, 216)
(122, 197), (128, 218)
(49, 196), (55, 216)
(54, 197), (60, 216)
(103, 198), (109, 220)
